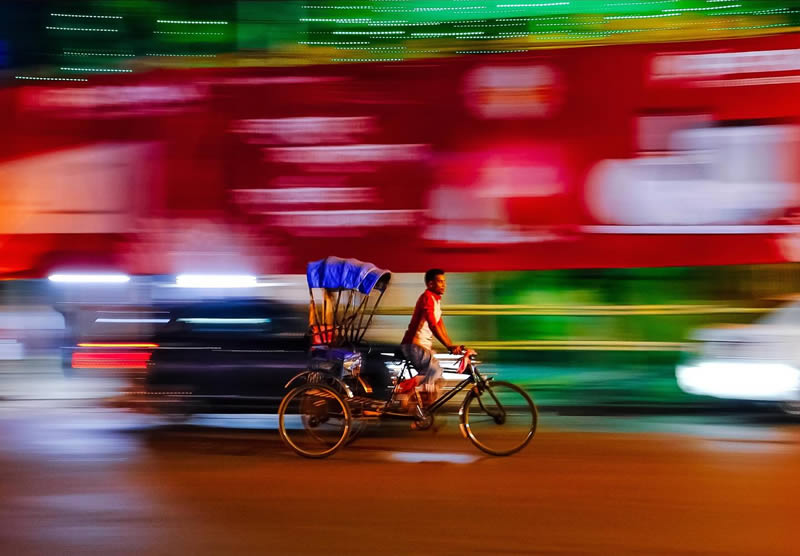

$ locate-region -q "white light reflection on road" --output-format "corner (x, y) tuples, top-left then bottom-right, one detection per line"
(387, 451), (478, 464)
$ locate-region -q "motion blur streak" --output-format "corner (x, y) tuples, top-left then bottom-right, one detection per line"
(77, 343), (159, 348)
(2, 1), (800, 554)
(71, 352), (152, 369)
(48, 274), (131, 284)
(175, 275), (259, 288)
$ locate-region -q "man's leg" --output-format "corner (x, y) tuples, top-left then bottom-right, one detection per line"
(401, 344), (443, 405)
(408, 345), (444, 405)
(419, 351), (443, 395)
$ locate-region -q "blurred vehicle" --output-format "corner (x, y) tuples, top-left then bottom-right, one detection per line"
(676, 298), (800, 415)
(59, 303), (168, 376)
(101, 297), (396, 416)
(0, 306), (64, 360)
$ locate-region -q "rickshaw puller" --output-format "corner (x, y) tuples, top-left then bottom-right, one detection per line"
(400, 268), (467, 408)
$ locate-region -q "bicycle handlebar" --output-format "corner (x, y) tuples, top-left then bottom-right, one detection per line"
(456, 348), (479, 373)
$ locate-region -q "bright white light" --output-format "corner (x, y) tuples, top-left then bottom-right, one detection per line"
(384, 360), (469, 382)
(48, 273), (130, 284)
(389, 452), (477, 464)
(175, 274), (258, 288)
(95, 318), (170, 324)
(177, 318), (270, 325)
(676, 361), (800, 401)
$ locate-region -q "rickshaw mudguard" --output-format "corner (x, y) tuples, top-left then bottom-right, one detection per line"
(284, 371), (354, 398)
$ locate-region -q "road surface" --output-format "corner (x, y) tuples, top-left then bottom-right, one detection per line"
(1, 396), (798, 555)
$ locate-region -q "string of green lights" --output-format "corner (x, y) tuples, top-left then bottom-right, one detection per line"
(295, 0), (799, 63)
(21, 0), (800, 77)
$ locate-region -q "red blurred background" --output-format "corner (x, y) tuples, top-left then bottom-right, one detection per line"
(4, 33), (800, 277)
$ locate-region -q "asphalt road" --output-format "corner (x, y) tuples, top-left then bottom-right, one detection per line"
(1, 396), (799, 556)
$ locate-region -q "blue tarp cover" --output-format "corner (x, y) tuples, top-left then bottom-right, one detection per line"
(307, 256), (391, 294)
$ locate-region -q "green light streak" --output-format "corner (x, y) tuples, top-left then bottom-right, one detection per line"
(16, 76), (88, 82)
(63, 51), (135, 57)
(46, 26), (118, 32)
(156, 20), (229, 25)
(51, 13), (123, 19)
(153, 31), (225, 35)
(60, 67), (133, 72)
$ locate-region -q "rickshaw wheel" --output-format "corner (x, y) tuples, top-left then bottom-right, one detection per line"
(346, 419), (368, 445)
(413, 410), (435, 431)
(278, 384), (352, 458)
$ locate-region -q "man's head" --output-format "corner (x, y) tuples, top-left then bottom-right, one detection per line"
(424, 268), (446, 296)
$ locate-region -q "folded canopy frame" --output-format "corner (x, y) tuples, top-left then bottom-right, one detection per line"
(306, 256), (391, 347)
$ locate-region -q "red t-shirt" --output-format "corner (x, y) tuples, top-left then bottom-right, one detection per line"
(401, 290), (442, 350)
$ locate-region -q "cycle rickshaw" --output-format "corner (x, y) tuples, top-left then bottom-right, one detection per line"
(277, 256), (538, 458)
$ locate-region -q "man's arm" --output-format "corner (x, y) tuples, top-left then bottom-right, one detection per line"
(430, 320), (456, 352)
(437, 320), (465, 354)
(422, 307), (459, 353)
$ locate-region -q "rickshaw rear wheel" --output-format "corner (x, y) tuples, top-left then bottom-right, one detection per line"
(278, 384), (352, 458)
(346, 419), (368, 445)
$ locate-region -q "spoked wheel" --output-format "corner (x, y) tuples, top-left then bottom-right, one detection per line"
(460, 380), (537, 456)
(278, 384), (352, 458)
(346, 419), (368, 445)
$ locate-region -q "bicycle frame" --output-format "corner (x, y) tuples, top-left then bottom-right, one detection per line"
(287, 353), (503, 422)
(279, 351), (535, 458)
(425, 370), (476, 414)
(385, 356), (493, 419)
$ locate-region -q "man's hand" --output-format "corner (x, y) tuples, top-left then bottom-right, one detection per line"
(449, 345), (465, 355)
(455, 347), (478, 373)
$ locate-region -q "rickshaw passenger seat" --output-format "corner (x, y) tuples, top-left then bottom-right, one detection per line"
(396, 375), (423, 394)
(393, 347), (421, 393)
